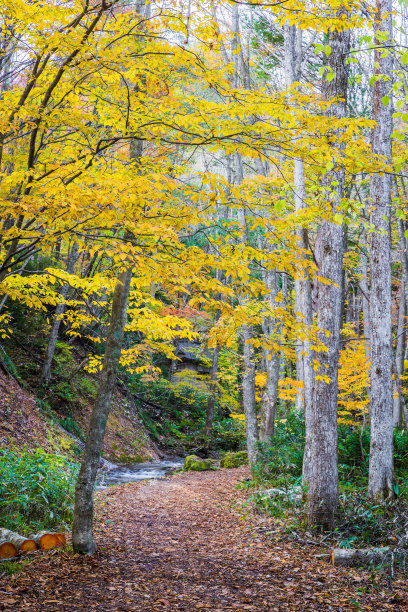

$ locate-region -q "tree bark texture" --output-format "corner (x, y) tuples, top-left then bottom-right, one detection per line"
(283, 23), (314, 482)
(306, 24), (350, 528)
(72, 265), (133, 554)
(204, 341), (220, 439)
(394, 218), (408, 428)
(259, 267), (281, 442)
(368, 0), (394, 502)
(242, 323), (259, 466)
(41, 242), (79, 385)
(234, 148), (259, 465)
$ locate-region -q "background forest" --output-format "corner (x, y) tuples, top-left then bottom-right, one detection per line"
(1, 0), (408, 562)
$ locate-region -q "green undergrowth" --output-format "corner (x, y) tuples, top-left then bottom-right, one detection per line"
(249, 413), (408, 549)
(128, 374), (246, 453)
(0, 557), (33, 576)
(0, 448), (79, 535)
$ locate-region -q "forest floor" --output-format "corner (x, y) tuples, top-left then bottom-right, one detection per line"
(1, 467), (408, 611)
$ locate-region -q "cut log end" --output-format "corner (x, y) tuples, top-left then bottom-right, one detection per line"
(19, 539), (37, 553)
(31, 531), (65, 550)
(0, 528), (38, 553)
(0, 540), (18, 559)
(39, 533), (61, 550)
(55, 533), (66, 545)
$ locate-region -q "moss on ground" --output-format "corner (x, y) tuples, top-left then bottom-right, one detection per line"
(184, 455), (218, 471)
(220, 450), (248, 468)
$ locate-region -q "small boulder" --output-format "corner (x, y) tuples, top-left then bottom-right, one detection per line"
(184, 455), (217, 471)
(220, 450), (248, 468)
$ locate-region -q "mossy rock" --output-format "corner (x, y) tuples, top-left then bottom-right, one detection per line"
(220, 450), (248, 468)
(184, 455), (217, 471)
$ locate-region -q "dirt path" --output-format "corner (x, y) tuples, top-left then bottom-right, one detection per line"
(1, 468), (407, 611)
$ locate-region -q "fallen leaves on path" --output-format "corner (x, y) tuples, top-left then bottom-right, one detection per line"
(1, 468), (407, 611)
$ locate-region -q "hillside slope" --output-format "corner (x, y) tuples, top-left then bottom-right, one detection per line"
(0, 367), (160, 463)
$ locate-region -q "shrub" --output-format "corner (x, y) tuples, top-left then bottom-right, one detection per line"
(57, 416), (84, 441)
(252, 412), (305, 489)
(393, 429), (408, 474)
(337, 426), (408, 484)
(253, 417), (408, 492)
(0, 448), (79, 534)
(338, 426), (370, 483)
(212, 418), (246, 451)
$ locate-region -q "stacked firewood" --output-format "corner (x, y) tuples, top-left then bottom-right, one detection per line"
(0, 528), (66, 559)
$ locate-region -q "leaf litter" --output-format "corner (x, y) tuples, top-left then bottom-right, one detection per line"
(1, 467), (407, 611)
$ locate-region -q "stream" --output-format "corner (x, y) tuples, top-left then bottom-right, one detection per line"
(58, 424), (185, 489)
(95, 458), (185, 489)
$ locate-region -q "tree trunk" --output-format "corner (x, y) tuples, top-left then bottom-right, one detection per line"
(283, 23), (314, 482)
(393, 278), (405, 429)
(234, 137), (259, 465)
(41, 242), (79, 385)
(72, 265), (133, 554)
(394, 218), (408, 428)
(306, 23), (350, 528)
(242, 323), (259, 466)
(295, 160), (314, 486)
(259, 268), (280, 442)
(204, 343), (220, 439)
(368, 0), (394, 502)
(360, 218), (371, 356)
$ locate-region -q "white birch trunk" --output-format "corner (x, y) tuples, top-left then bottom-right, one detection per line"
(306, 24), (350, 528)
(394, 218), (408, 428)
(235, 151), (259, 465)
(242, 323), (259, 466)
(283, 23), (314, 483)
(259, 267), (281, 442)
(368, 0), (394, 501)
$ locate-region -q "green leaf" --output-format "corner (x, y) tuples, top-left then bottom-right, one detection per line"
(327, 71), (335, 82)
(375, 30), (390, 42)
(382, 95), (390, 106)
(314, 43), (324, 55)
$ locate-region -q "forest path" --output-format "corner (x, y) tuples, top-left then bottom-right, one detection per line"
(1, 467), (406, 611)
